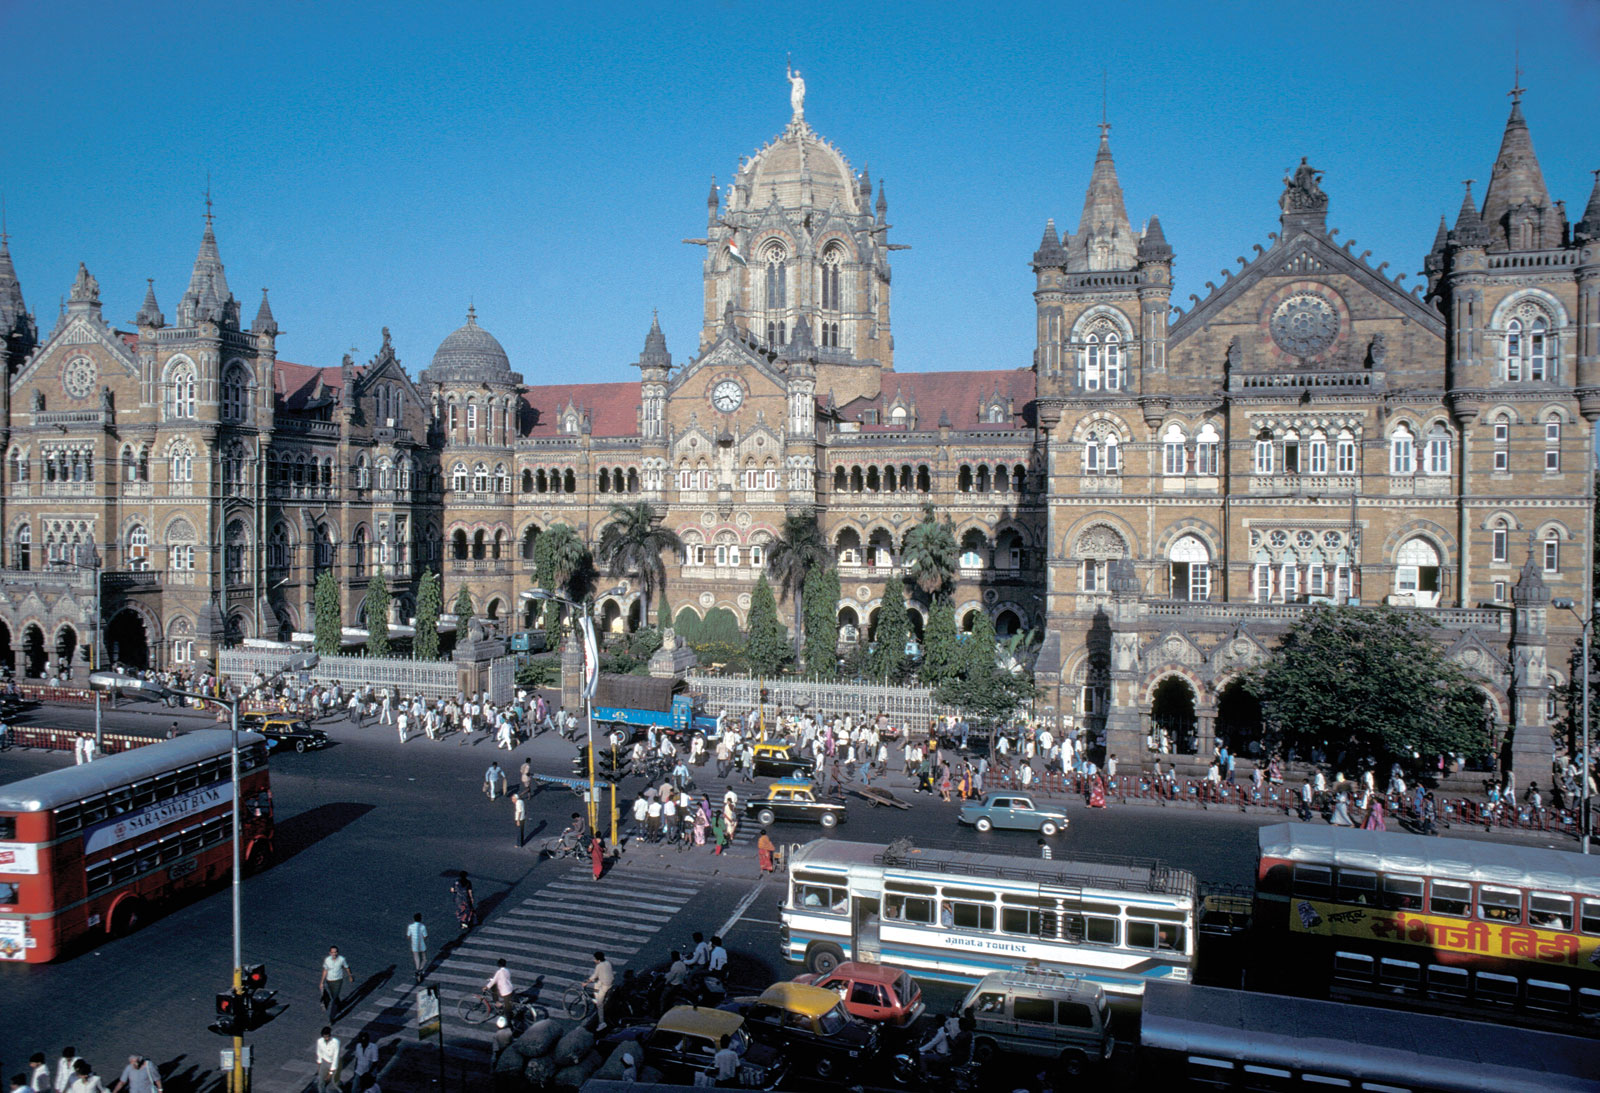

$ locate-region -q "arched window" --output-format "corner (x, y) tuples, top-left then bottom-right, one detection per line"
(1424, 423), (1451, 476)
(169, 442), (194, 483)
(1492, 413), (1511, 472)
(764, 245), (787, 309)
(1161, 424), (1186, 477)
(1335, 430), (1357, 474)
(466, 402), (478, 438)
(352, 527), (368, 577)
(521, 468), (534, 493)
(15, 523), (30, 570)
(221, 362), (250, 423)
(1491, 518), (1510, 564)
(1504, 308), (1558, 382)
(821, 247), (843, 311)
(472, 463), (489, 493)
(1104, 333), (1121, 390)
(1545, 414), (1562, 473)
(126, 524), (150, 571)
(268, 526), (289, 569)
(399, 457), (413, 491)
(168, 363), (197, 419)
(1083, 333), (1101, 391)
(1307, 431), (1328, 475)
(496, 464), (510, 493)
(1394, 537), (1441, 607)
(959, 530), (987, 571)
(225, 520), (249, 585)
(451, 462), (468, 492)
(1544, 530), (1561, 573)
(452, 529), (468, 560)
(1169, 534), (1210, 602)
(1253, 433), (1275, 475)
(1388, 425), (1415, 475)
(355, 455), (370, 490)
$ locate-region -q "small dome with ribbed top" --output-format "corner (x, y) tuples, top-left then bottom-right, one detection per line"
(424, 306), (521, 385)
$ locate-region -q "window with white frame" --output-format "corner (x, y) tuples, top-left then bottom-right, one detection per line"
(1282, 431), (1301, 474)
(1253, 434), (1275, 475)
(750, 543), (764, 569)
(1545, 417), (1561, 472)
(1493, 580), (1507, 602)
(1493, 415), (1510, 472)
(1076, 322), (1123, 391)
(169, 363), (197, 419)
(1504, 312), (1555, 382)
(1195, 424), (1219, 476)
(1081, 560), (1106, 592)
(128, 525), (149, 571)
(1424, 424), (1451, 476)
(1389, 425), (1415, 475)
(1281, 563), (1299, 602)
(170, 543), (195, 571)
(1335, 431), (1357, 474)
(466, 402), (477, 437)
(1168, 534), (1210, 602)
(1335, 564), (1352, 600)
(1307, 432), (1328, 475)
(1544, 532), (1560, 573)
(1308, 563), (1326, 597)
(1491, 520), (1509, 564)
(1395, 538), (1441, 605)
(169, 444), (193, 483)
(451, 463), (467, 492)
(472, 463), (488, 493)
(1254, 563), (1272, 603)
(1162, 425), (1186, 476)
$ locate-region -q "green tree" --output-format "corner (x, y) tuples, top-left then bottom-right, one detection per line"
(413, 570), (441, 660)
(901, 506), (959, 602)
(1249, 605), (1489, 772)
(868, 576), (911, 682)
(364, 572), (391, 657)
(313, 570), (341, 656)
(657, 590), (672, 631)
(765, 509), (831, 665)
(534, 522), (591, 635)
(802, 566), (840, 679)
(920, 597), (962, 684)
(745, 574), (790, 677)
(453, 586), (474, 624)
(936, 608), (1036, 723)
(597, 501), (683, 631)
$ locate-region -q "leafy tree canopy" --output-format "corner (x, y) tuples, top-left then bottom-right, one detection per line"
(935, 608), (1035, 723)
(364, 572), (391, 657)
(313, 570), (342, 656)
(802, 566), (840, 680)
(413, 570), (442, 660)
(1249, 605), (1489, 772)
(453, 586), (474, 622)
(920, 597), (963, 684)
(868, 576), (911, 683)
(766, 509), (831, 664)
(596, 501), (682, 629)
(901, 507), (958, 602)
(745, 574), (791, 677)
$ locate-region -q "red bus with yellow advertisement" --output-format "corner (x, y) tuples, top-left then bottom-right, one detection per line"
(1253, 823), (1600, 1032)
(0, 730), (272, 962)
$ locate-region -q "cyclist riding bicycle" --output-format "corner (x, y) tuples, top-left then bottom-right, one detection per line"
(486, 958), (515, 1017)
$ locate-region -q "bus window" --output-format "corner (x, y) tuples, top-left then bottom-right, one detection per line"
(1526, 979), (1572, 1013)
(0, 815), (14, 839)
(1478, 886), (1522, 923)
(902, 897), (935, 924)
(795, 883), (847, 912)
(1335, 869), (1377, 905)
(1474, 971), (1518, 1006)
(1530, 893), (1573, 930)
(1333, 951), (1375, 987)
(1377, 959), (1420, 993)
(1185, 1057), (1235, 1089)
(1426, 964), (1469, 1000)
(1299, 1077), (1352, 1088)
(1064, 910), (1118, 945)
(1128, 921), (1187, 952)
(1380, 874), (1424, 910)
(0, 882), (18, 904)
(950, 900), (996, 931)
(1429, 880), (1471, 917)
(1000, 895), (1057, 938)
(1581, 899), (1600, 935)
(1292, 864), (1332, 900)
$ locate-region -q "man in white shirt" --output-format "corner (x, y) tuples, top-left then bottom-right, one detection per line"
(26, 1054), (49, 1093)
(320, 945), (353, 1022)
(349, 1032), (379, 1093)
(707, 936), (728, 973)
(108, 1057), (160, 1093)
(406, 913), (427, 982)
(54, 1048), (81, 1093)
(315, 1028), (341, 1093)
(486, 958), (515, 1016)
(586, 951), (615, 1031)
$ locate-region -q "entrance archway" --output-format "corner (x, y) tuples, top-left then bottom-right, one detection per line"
(21, 624), (46, 678)
(1216, 680), (1264, 759)
(105, 609), (151, 670)
(53, 625), (78, 680)
(837, 606), (860, 645)
(626, 600), (641, 632)
(485, 598), (502, 621)
(1151, 675), (1198, 755)
(995, 609), (1022, 637)
(600, 599), (623, 634)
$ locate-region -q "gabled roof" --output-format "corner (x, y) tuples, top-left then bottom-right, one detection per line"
(836, 369), (1035, 430)
(275, 359), (358, 412)
(519, 380), (641, 438)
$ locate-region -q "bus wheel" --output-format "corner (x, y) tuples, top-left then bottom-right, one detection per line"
(108, 898), (143, 937)
(806, 943), (844, 975)
(972, 1038), (998, 1064)
(1058, 1050), (1087, 1079)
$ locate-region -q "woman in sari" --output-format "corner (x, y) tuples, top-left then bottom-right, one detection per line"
(711, 812), (728, 855)
(757, 829), (776, 873)
(450, 872), (477, 930)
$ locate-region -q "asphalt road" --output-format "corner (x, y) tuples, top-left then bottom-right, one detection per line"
(0, 702), (1276, 1093)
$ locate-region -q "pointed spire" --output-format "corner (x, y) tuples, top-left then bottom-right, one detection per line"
(1452, 180), (1488, 246)
(875, 180), (887, 222)
(1480, 88), (1558, 250)
(1032, 218), (1067, 269)
(859, 164), (872, 206)
(136, 279), (165, 328)
(1070, 125), (1136, 272)
(638, 308), (671, 372)
(1137, 215), (1172, 262)
(1429, 214), (1449, 255)
(0, 215), (27, 336)
(68, 263), (100, 307)
(707, 175), (719, 209)
(1575, 169), (1600, 243)
(251, 287), (277, 336)
(788, 313), (816, 357)
(179, 195), (235, 325)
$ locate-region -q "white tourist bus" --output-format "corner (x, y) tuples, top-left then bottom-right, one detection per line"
(780, 838), (1198, 1009)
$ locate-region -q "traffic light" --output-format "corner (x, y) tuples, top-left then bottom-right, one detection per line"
(214, 990), (244, 1035)
(760, 687), (770, 703)
(596, 746), (624, 784)
(243, 963), (267, 991)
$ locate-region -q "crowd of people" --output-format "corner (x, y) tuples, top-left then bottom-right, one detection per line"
(13, 1051), (161, 1093)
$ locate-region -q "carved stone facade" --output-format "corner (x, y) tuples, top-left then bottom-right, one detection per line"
(0, 83), (1592, 781)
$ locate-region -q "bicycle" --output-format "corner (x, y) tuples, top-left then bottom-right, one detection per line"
(562, 980), (597, 1020)
(459, 987), (545, 1027)
(543, 830), (588, 861)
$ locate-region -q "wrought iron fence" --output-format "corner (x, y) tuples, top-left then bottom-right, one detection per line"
(685, 671), (956, 732)
(219, 650), (463, 700)
(487, 656), (514, 705)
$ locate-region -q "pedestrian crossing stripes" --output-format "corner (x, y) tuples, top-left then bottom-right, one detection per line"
(257, 867), (703, 1093)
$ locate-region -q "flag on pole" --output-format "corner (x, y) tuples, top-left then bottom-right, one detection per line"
(725, 238), (747, 267)
(580, 615), (600, 701)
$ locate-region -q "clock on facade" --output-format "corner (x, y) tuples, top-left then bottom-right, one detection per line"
(710, 379), (744, 413)
(62, 356), (97, 400)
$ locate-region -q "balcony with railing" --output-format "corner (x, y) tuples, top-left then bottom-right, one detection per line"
(1249, 473), (1360, 496)
(1141, 598), (1508, 632)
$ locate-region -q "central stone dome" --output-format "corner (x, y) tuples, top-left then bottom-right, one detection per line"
(733, 121), (863, 217)
(423, 306), (522, 385)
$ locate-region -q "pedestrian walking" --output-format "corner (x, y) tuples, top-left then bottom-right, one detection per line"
(55, 1049), (81, 1093)
(350, 1033), (378, 1093)
(12, 1073), (29, 1093)
(1037, 838), (1052, 860)
(586, 951), (615, 1031)
(484, 761), (506, 800)
(520, 757), (533, 798)
(513, 791), (526, 847)
(711, 812), (728, 855)
(757, 829), (776, 874)
(314, 1028), (341, 1093)
(406, 913), (428, 982)
(62, 1063), (104, 1093)
(451, 872), (478, 930)
(320, 945), (353, 1022)
(26, 1056), (49, 1093)
(108, 1058), (160, 1093)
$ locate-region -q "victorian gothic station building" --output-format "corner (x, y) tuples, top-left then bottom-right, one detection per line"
(0, 80), (1593, 779)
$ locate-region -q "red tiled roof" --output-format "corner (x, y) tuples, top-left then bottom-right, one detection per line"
(519, 381), (641, 438)
(274, 360), (363, 412)
(839, 369), (1036, 430)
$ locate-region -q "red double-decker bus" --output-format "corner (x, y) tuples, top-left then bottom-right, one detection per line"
(0, 729), (273, 962)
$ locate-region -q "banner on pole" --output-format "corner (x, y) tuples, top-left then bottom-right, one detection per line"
(580, 616), (599, 701)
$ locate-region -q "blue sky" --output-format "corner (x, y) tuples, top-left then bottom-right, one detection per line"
(2, 0), (1597, 383)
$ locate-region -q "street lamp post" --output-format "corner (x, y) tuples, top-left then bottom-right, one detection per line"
(1551, 597), (1593, 854)
(92, 650), (318, 1093)
(52, 550), (105, 752)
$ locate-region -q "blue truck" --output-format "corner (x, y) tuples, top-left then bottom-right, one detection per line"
(590, 674), (721, 746)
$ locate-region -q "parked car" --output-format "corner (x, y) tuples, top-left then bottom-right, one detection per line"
(958, 965), (1113, 1077)
(794, 961), (924, 1028)
(957, 793), (1068, 836)
(242, 713), (330, 753)
(750, 742), (813, 779)
(746, 778), (847, 828)
(721, 982), (880, 1081)
(603, 1005), (785, 1088)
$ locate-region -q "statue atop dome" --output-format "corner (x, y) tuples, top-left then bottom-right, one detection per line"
(786, 62), (805, 124)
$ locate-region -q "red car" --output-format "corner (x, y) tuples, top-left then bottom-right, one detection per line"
(794, 961), (924, 1028)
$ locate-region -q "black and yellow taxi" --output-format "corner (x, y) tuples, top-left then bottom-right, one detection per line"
(604, 1005), (786, 1088)
(745, 777), (847, 828)
(750, 741), (813, 779)
(240, 710), (330, 753)
(722, 981), (881, 1081)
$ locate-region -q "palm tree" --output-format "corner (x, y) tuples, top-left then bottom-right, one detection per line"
(765, 508), (831, 664)
(538, 522), (591, 630)
(596, 501), (682, 629)
(902, 506), (958, 602)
